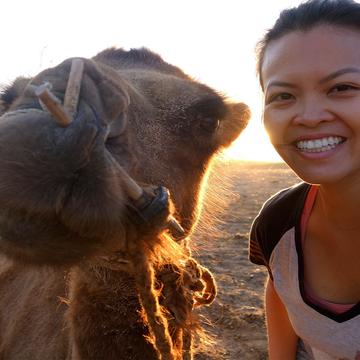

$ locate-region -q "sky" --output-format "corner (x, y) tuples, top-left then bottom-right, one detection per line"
(0, 0), (305, 162)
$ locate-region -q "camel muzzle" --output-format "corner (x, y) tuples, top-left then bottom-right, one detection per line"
(32, 59), (185, 239)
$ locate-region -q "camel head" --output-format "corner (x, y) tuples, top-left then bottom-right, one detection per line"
(0, 48), (250, 265)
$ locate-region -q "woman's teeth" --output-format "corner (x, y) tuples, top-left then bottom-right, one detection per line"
(296, 136), (344, 153)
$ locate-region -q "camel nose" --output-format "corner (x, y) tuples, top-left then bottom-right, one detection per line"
(34, 80), (127, 140)
(33, 59), (85, 127)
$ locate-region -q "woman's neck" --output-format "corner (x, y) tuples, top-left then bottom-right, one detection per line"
(317, 178), (360, 232)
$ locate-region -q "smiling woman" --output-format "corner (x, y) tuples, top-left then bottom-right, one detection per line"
(262, 25), (360, 183)
(249, 1), (360, 359)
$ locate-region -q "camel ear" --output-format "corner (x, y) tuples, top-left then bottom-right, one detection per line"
(216, 102), (251, 148)
(82, 60), (130, 122)
(0, 77), (31, 115)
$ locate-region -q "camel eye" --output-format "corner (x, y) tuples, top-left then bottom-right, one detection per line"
(200, 117), (220, 133)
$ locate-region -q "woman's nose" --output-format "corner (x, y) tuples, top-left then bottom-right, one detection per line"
(293, 97), (334, 127)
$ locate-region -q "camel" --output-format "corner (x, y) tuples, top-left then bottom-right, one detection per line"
(0, 48), (250, 360)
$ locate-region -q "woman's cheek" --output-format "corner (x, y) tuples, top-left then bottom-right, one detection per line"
(263, 109), (282, 145)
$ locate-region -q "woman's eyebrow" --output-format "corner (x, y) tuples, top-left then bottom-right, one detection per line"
(266, 67), (360, 90)
(319, 67), (360, 84)
(266, 81), (296, 91)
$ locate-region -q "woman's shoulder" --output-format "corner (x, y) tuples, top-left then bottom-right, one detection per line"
(259, 182), (311, 221)
(249, 182), (310, 267)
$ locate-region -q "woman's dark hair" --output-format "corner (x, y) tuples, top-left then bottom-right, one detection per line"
(256, 0), (360, 88)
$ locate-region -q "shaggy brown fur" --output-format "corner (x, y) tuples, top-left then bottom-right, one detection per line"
(0, 47), (250, 359)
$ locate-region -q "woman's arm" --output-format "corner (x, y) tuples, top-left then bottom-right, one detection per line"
(265, 277), (299, 360)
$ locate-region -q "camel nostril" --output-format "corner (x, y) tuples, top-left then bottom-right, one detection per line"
(33, 83), (71, 127)
(32, 59), (85, 128)
(107, 113), (128, 139)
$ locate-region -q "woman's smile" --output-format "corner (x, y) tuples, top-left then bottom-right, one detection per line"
(295, 136), (345, 152)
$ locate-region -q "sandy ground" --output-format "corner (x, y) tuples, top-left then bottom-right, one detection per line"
(191, 160), (301, 360)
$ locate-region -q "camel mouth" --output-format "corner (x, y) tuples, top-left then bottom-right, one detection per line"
(0, 105), (129, 265)
(0, 185), (177, 266)
(0, 103), (183, 266)
(0, 209), (108, 266)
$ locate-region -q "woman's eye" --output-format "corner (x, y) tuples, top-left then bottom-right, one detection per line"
(266, 92), (294, 104)
(329, 84), (359, 94)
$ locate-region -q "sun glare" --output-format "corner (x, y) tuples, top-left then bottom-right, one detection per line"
(224, 125), (282, 163)
(220, 89), (283, 163)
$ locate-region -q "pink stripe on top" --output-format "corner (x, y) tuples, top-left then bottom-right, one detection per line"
(301, 185), (355, 315)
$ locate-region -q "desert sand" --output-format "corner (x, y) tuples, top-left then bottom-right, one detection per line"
(192, 159), (301, 360)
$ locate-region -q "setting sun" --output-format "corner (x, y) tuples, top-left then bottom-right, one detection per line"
(224, 124), (282, 162)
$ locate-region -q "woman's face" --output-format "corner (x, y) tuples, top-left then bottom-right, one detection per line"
(262, 25), (360, 185)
